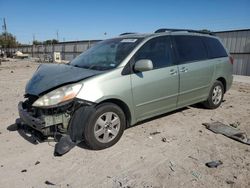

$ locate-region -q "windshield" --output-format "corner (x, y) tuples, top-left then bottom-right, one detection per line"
(70, 38), (142, 70)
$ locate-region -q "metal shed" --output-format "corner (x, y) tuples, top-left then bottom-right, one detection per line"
(215, 29), (250, 76)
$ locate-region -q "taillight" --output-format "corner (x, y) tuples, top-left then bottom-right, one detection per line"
(229, 56), (234, 64)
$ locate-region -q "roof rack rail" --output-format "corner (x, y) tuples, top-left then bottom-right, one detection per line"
(119, 32), (137, 36)
(155, 28), (214, 35)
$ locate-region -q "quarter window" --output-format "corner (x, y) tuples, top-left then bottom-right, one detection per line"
(134, 36), (173, 69)
(174, 36), (208, 63)
(202, 37), (228, 58)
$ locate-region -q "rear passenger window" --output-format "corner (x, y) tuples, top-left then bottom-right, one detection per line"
(134, 36), (173, 69)
(202, 37), (228, 58)
(174, 36), (207, 63)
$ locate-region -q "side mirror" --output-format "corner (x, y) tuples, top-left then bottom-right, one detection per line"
(134, 59), (153, 72)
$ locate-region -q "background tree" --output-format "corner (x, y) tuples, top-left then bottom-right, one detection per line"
(0, 32), (19, 48)
(200, 29), (213, 33)
(33, 39), (59, 45)
(32, 40), (43, 45)
(43, 39), (59, 45)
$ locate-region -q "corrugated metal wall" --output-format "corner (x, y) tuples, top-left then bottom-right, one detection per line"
(5, 40), (101, 61)
(215, 29), (250, 76)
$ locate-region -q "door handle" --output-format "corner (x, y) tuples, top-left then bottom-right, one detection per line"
(170, 69), (177, 75)
(180, 67), (188, 73)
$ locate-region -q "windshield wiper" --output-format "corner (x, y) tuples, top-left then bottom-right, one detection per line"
(87, 64), (98, 70)
(72, 64), (87, 69)
(72, 64), (110, 71)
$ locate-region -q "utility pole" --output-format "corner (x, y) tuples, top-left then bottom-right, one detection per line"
(32, 34), (35, 43)
(2, 18), (7, 54)
(32, 34), (35, 57)
(56, 30), (59, 41)
(2, 18), (7, 42)
(2, 18), (7, 33)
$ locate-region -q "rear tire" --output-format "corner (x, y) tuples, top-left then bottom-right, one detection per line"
(203, 81), (224, 109)
(83, 103), (126, 150)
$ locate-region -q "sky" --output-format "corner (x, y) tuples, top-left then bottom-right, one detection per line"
(0, 0), (249, 44)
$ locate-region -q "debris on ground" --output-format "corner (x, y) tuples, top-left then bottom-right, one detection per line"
(14, 51), (29, 59)
(191, 171), (201, 179)
(44, 180), (55, 186)
(1, 165), (3, 167)
(161, 137), (177, 143)
(205, 160), (223, 168)
(118, 181), (122, 187)
(149, 131), (161, 136)
(113, 179), (122, 187)
(226, 180), (235, 185)
(203, 121), (250, 145)
(229, 121), (241, 128)
(188, 155), (198, 161)
(35, 161), (40, 165)
(169, 166), (175, 172)
(239, 87), (247, 93)
(169, 161), (175, 172)
(21, 169), (27, 173)
(10, 70), (14, 73)
(54, 135), (78, 156)
(161, 137), (167, 142)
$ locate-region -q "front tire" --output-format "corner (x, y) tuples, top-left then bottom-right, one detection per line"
(203, 80), (224, 109)
(83, 103), (126, 150)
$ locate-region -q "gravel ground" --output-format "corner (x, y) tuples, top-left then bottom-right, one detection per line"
(0, 59), (250, 188)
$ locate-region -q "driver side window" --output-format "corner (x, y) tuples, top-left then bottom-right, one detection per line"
(134, 36), (173, 69)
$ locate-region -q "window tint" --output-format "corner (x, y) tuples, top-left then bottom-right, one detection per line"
(134, 36), (173, 69)
(202, 37), (228, 58)
(174, 36), (207, 63)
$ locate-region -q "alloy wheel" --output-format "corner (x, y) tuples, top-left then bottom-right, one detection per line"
(212, 85), (223, 105)
(94, 112), (121, 143)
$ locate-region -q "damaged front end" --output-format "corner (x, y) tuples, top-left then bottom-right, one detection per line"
(17, 63), (103, 155)
(17, 62), (101, 138)
(18, 94), (73, 137)
(18, 94), (96, 156)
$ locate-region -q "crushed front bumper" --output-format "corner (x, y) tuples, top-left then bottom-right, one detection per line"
(18, 98), (95, 137)
(18, 102), (45, 130)
(18, 101), (71, 136)
(18, 98), (96, 155)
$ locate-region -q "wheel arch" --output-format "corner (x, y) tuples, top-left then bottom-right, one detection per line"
(216, 77), (227, 93)
(98, 98), (132, 128)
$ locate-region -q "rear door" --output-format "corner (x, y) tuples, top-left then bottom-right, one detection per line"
(173, 35), (214, 107)
(130, 36), (179, 121)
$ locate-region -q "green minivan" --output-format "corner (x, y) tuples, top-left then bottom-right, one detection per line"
(18, 29), (233, 155)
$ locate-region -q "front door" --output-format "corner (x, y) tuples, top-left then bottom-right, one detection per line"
(130, 36), (179, 121)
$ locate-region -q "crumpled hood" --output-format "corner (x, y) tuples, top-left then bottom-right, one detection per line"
(25, 64), (101, 96)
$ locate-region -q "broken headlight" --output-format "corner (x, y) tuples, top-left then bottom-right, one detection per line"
(32, 83), (83, 107)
